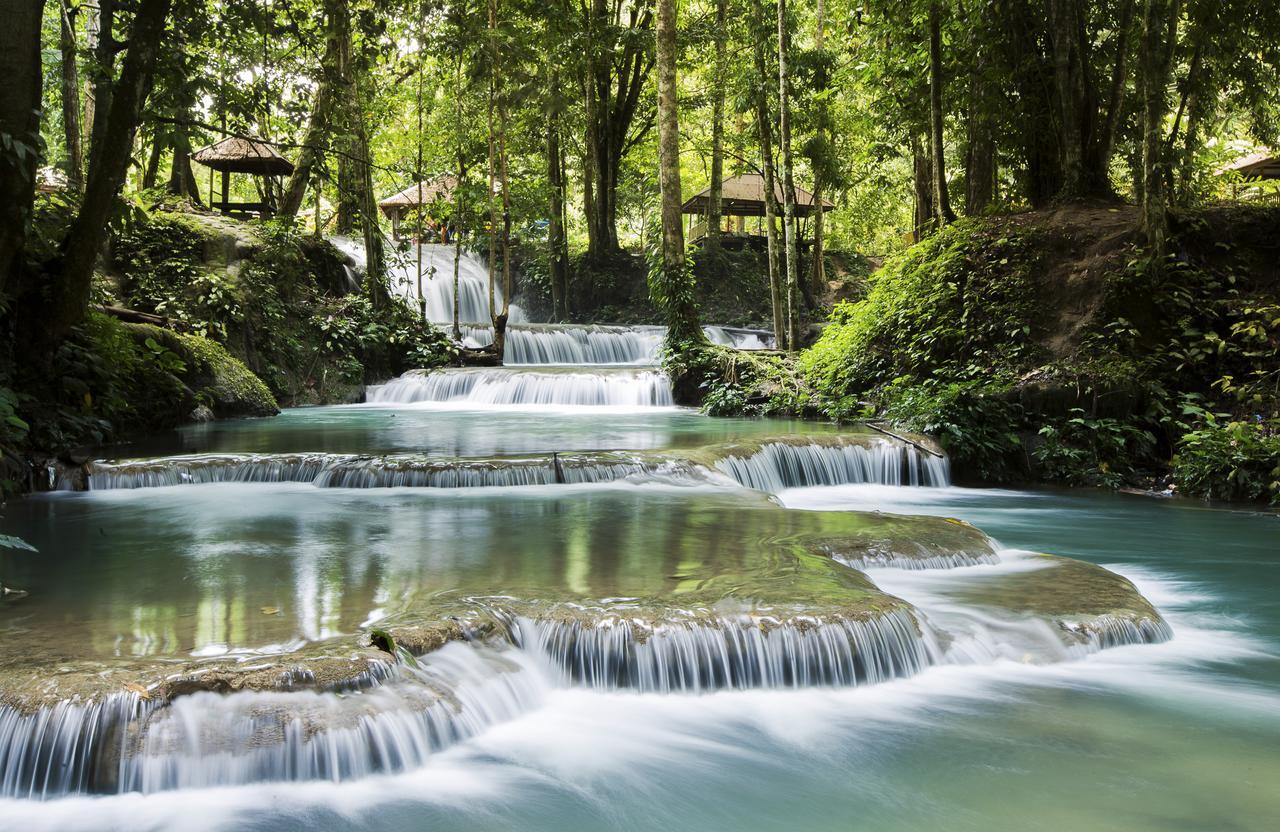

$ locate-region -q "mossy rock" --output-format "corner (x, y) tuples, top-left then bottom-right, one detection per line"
(123, 324), (278, 418)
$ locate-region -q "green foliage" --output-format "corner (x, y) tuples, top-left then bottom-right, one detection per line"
(877, 380), (1025, 482)
(800, 221), (1046, 401)
(1174, 419), (1280, 504)
(1034, 410), (1157, 489)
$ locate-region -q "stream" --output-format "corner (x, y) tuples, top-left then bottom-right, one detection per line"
(1, 253), (1277, 830)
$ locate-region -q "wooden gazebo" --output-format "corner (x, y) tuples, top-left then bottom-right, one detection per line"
(379, 176), (458, 239)
(681, 173), (834, 247)
(192, 136), (294, 217)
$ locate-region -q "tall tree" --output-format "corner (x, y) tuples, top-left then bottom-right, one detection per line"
(59, 0), (84, 192)
(705, 0), (727, 252)
(751, 0), (784, 342)
(48, 0), (174, 344)
(927, 2), (955, 225)
(776, 0), (800, 350)
(654, 0), (702, 345)
(279, 0), (344, 219)
(0, 0), (46, 299)
(1139, 0), (1180, 257)
(583, 0), (656, 259)
(546, 66), (570, 321)
(808, 0), (831, 296)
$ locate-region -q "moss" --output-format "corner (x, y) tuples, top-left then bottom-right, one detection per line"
(123, 324), (278, 418)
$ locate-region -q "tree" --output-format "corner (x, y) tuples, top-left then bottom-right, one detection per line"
(776, 0), (800, 350)
(279, 0), (345, 219)
(0, 0), (46, 299)
(48, 0), (174, 345)
(1139, 0), (1180, 257)
(927, 2), (955, 225)
(653, 0), (702, 345)
(583, 0), (656, 259)
(751, 0), (783, 342)
(705, 0), (727, 252)
(58, 0), (84, 192)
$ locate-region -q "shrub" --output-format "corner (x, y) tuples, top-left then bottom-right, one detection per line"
(1174, 419), (1280, 504)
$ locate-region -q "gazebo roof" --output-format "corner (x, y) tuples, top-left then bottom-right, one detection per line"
(681, 173), (834, 217)
(379, 176), (458, 216)
(1222, 151), (1280, 180)
(192, 136), (294, 176)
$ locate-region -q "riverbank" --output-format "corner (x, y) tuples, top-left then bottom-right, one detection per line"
(676, 203), (1280, 504)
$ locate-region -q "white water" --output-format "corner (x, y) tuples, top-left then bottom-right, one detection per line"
(332, 239), (524, 325)
(365, 368), (676, 408)
(69, 453), (706, 491)
(460, 324), (773, 365)
(716, 439), (952, 491)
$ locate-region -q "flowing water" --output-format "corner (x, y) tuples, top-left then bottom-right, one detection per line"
(2, 298), (1278, 830)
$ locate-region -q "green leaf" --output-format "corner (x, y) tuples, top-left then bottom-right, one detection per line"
(0, 534), (37, 553)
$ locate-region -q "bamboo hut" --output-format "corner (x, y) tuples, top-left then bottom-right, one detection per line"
(681, 173), (834, 248)
(379, 176), (458, 240)
(192, 136), (294, 217)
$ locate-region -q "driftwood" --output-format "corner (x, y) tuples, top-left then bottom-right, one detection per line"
(94, 304), (187, 330)
(863, 421), (945, 458)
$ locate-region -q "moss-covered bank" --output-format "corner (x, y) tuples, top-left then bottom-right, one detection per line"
(678, 204), (1280, 503)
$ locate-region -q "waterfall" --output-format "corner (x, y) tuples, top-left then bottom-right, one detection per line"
(331, 239), (522, 324)
(0, 603), (1172, 797)
(462, 324), (667, 365)
(118, 644), (548, 794)
(64, 453), (710, 491)
(715, 439), (951, 491)
(515, 610), (936, 693)
(366, 368), (675, 408)
(702, 326), (775, 350)
(0, 693), (150, 799)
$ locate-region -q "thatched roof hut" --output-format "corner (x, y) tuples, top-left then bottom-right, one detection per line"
(379, 176), (458, 238)
(192, 136), (294, 176)
(1221, 151), (1280, 180)
(378, 176), (458, 216)
(681, 173), (834, 218)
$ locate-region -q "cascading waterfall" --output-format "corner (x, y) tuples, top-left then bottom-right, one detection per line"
(464, 324), (666, 365)
(716, 439), (952, 491)
(118, 644), (548, 794)
(366, 368), (675, 407)
(0, 599), (1172, 798)
(0, 693), (151, 800)
(333, 239), (522, 325)
(516, 610), (937, 693)
(64, 453), (706, 491)
(460, 324), (773, 365)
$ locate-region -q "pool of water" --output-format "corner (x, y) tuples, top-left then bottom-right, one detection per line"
(2, 403), (1277, 831)
(104, 405), (840, 458)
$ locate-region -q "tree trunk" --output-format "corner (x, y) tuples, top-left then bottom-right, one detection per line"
(47, 0), (173, 345)
(928, 2), (955, 224)
(59, 0), (84, 192)
(706, 0), (727, 252)
(1096, 0), (1135, 184)
(280, 0), (343, 219)
(777, 0), (801, 350)
(546, 70), (569, 321)
(349, 76), (387, 307)
(333, 0), (358, 236)
(912, 133), (934, 241)
(1049, 0), (1085, 196)
(584, 0), (654, 260)
(752, 0), (784, 343)
(964, 65), (995, 214)
(86, 0), (117, 178)
(0, 0), (45, 299)
(1139, 0), (1179, 258)
(655, 0), (702, 346)
(142, 131), (163, 189)
(807, 0), (828, 302)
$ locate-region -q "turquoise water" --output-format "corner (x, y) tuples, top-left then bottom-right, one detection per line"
(2, 404), (1278, 831)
